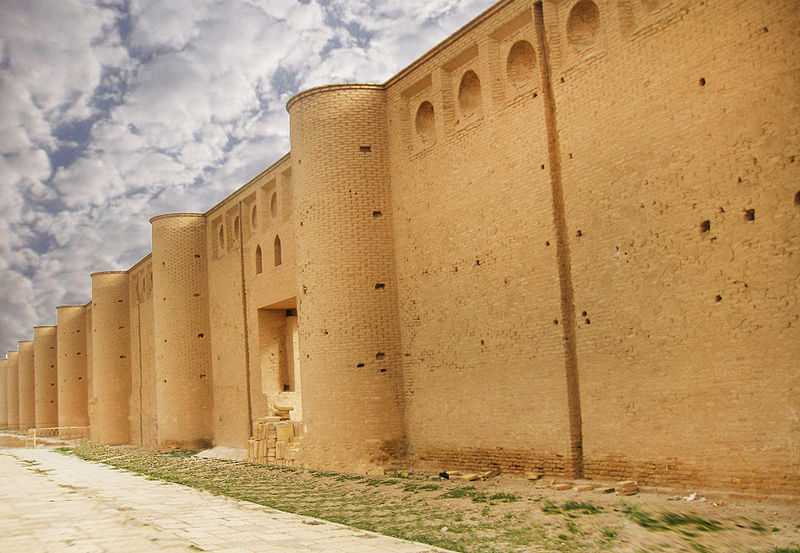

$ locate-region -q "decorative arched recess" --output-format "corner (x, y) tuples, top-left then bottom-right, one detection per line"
(415, 101), (435, 141)
(274, 235), (282, 266)
(507, 40), (537, 84)
(255, 245), (263, 274)
(567, 0), (600, 52)
(458, 70), (482, 116)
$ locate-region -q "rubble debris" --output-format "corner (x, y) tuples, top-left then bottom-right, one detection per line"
(615, 480), (639, 496)
(247, 419), (301, 466)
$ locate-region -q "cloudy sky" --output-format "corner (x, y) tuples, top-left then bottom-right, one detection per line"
(0, 0), (495, 354)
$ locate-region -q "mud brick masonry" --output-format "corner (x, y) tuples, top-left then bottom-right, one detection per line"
(2, 0), (798, 496)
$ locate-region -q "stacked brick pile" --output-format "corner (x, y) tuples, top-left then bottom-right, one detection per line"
(246, 408), (301, 466)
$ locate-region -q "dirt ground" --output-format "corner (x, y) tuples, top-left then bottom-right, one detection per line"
(61, 441), (800, 553)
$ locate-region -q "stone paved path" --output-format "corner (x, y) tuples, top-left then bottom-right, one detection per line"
(0, 447), (453, 553)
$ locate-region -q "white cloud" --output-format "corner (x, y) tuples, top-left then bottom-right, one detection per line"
(0, 0), (495, 354)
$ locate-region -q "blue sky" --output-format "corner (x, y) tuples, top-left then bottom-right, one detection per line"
(0, 0), (496, 355)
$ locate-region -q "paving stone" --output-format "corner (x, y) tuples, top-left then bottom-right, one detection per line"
(0, 447), (456, 553)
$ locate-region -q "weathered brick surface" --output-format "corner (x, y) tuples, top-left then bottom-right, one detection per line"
(0, 359), (7, 428)
(17, 341), (35, 431)
(128, 258), (156, 449)
(151, 214), (213, 450)
(548, 0), (800, 494)
(5, 352), (19, 431)
(4, 0), (796, 494)
(33, 326), (58, 428)
(56, 306), (88, 429)
(287, 85), (406, 471)
(90, 272), (131, 445)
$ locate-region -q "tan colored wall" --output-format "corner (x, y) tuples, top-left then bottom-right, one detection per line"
(541, 0), (800, 493)
(33, 326), (58, 428)
(90, 271), (131, 445)
(0, 359), (7, 428)
(56, 306), (88, 428)
(17, 340), (35, 431)
(85, 301), (94, 429)
(206, 163), (293, 449)
(6, 351), (19, 430)
(288, 85), (405, 471)
(151, 214), (212, 449)
(129, 260), (156, 449)
(2, 0), (795, 495)
(383, 1), (572, 474)
(206, 215), (250, 448)
(244, 160), (301, 421)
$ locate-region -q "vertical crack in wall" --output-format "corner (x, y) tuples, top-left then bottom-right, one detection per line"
(237, 202), (254, 438)
(534, 2), (584, 477)
(137, 301), (144, 446)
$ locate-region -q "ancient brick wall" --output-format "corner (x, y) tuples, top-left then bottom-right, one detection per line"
(5, 351), (19, 431)
(207, 195), (253, 448)
(205, 157), (298, 450)
(244, 160), (300, 422)
(56, 306), (88, 429)
(33, 326), (58, 428)
(90, 272), (131, 445)
(384, 0), (574, 475)
(17, 341), (35, 431)
(128, 258), (156, 449)
(151, 214), (213, 450)
(84, 301), (94, 430)
(4, 0), (795, 495)
(0, 359), (7, 428)
(376, 0), (798, 492)
(544, 0), (800, 494)
(288, 85), (406, 472)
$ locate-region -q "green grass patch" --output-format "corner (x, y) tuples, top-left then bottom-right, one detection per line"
(622, 505), (723, 534)
(541, 499), (603, 515)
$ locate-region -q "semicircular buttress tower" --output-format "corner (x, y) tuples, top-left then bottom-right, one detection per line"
(57, 306), (88, 429)
(6, 351), (19, 431)
(0, 359), (7, 429)
(18, 340), (35, 431)
(150, 213), (212, 450)
(287, 84), (405, 471)
(33, 326), (58, 428)
(91, 271), (131, 445)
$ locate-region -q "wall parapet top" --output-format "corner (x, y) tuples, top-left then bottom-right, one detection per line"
(149, 212), (205, 223)
(205, 152), (291, 217)
(384, 0), (515, 89)
(32, 326), (57, 330)
(90, 271), (128, 277)
(128, 253), (152, 273)
(286, 83), (385, 112)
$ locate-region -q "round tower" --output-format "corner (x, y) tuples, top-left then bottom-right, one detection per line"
(90, 271), (131, 445)
(33, 326), (58, 428)
(6, 351), (19, 431)
(150, 213), (212, 450)
(18, 340), (35, 431)
(0, 359), (7, 429)
(57, 306), (88, 428)
(287, 84), (405, 470)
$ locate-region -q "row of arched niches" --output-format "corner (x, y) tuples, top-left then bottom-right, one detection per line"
(405, 0), (675, 150)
